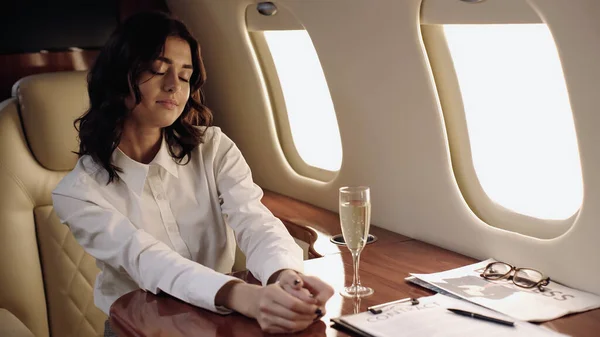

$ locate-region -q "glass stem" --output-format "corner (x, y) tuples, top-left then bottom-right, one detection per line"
(351, 250), (361, 289)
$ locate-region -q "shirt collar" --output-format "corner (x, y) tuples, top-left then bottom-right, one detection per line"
(112, 136), (179, 196)
(150, 137), (179, 179)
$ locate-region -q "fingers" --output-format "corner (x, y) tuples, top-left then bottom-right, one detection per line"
(278, 273), (333, 322)
(255, 284), (321, 333)
(271, 284), (324, 324)
(277, 269), (304, 290)
(271, 284), (320, 316)
(279, 282), (317, 304)
(299, 275), (335, 305)
(277, 269), (319, 305)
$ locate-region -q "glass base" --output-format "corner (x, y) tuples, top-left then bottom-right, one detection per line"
(341, 285), (374, 298)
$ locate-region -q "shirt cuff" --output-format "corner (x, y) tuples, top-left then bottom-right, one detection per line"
(186, 272), (241, 314)
(259, 255), (305, 286)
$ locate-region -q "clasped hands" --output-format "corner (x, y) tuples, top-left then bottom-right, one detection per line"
(220, 269), (334, 334)
(258, 269), (334, 334)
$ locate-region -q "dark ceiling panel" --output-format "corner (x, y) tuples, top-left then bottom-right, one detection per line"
(0, 1), (118, 54)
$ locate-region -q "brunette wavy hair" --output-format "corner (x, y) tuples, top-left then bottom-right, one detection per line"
(75, 11), (212, 183)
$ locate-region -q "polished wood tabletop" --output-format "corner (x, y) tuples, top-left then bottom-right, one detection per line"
(109, 190), (600, 337)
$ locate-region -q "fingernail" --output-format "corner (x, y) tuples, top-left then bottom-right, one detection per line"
(294, 279), (301, 286)
(315, 308), (322, 316)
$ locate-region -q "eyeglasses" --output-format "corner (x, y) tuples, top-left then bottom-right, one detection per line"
(480, 261), (551, 291)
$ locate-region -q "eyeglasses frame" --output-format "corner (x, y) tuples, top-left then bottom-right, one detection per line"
(480, 261), (551, 292)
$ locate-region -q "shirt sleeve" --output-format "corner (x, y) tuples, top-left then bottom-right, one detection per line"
(52, 176), (239, 314)
(212, 129), (304, 285)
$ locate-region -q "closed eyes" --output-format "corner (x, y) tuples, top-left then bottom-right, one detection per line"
(150, 69), (190, 82)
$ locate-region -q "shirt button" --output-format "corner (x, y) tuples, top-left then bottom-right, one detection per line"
(156, 194), (164, 200)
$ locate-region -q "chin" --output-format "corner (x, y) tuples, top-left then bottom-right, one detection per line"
(159, 118), (180, 128)
(158, 113), (183, 128)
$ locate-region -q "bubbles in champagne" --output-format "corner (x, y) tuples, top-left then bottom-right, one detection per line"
(339, 200), (371, 252)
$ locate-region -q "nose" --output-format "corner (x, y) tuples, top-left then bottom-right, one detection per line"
(163, 70), (181, 93)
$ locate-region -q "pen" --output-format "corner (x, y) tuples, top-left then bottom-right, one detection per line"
(368, 297), (419, 314)
(447, 308), (515, 327)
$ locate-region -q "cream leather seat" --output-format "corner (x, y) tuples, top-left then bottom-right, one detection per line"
(0, 71), (106, 337)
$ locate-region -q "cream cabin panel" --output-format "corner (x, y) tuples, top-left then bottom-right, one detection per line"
(168, 0), (600, 295)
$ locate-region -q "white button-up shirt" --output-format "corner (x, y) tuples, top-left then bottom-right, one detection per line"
(52, 127), (303, 315)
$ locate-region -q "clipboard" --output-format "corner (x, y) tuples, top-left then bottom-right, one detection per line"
(330, 297), (419, 337)
(329, 294), (569, 337)
(330, 317), (376, 337)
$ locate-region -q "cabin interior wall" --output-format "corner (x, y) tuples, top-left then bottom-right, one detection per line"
(169, 0), (600, 296)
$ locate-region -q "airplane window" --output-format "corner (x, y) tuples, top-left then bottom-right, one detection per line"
(441, 24), (583, 220)
(262, 30), (342, 174)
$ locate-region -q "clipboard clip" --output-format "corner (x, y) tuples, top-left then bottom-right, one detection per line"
(368, 297), (419, 314)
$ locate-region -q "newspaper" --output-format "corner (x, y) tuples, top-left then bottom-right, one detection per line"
(409, 259), (600, 322)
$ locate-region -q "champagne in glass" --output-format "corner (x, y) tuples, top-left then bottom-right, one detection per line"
(339, 186), (374, 297)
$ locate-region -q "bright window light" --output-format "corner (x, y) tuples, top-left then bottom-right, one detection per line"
(264, 30), (342, 171)
(444, 24), (583, 220)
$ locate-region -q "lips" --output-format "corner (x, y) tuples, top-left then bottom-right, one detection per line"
(156, 99), (178, 110)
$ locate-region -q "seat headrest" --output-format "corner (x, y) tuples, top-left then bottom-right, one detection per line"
(13, 71), (89, 171)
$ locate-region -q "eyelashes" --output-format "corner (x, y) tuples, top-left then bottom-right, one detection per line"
(150, 70), (190, 83)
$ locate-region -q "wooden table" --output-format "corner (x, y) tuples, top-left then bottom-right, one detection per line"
(109, 191), (600, 336)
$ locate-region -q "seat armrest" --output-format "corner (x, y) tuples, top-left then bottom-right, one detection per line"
(0, 309), (35, 337)
(280, 219), (321, 259)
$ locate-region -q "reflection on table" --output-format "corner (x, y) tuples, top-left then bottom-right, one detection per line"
(109, 237), (600, 337)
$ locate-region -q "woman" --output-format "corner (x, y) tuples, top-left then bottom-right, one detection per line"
(52, 11), (334, 335)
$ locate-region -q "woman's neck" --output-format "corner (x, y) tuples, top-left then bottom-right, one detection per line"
(118, 123), (163, 164)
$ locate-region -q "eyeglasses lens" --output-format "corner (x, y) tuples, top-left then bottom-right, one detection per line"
(514, 269), (544, 288)
(483, 262), (512, 279)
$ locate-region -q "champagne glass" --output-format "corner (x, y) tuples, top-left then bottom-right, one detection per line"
(339, 186), (374, 297)
(352, 294), (362, 314)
